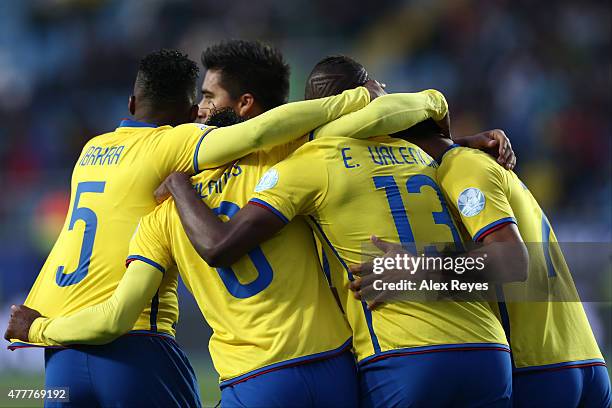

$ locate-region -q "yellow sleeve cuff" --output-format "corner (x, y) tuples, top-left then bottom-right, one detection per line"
(28, 317), (52, 345)
(425, 89), (448, 121)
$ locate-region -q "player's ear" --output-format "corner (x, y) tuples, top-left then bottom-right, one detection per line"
(128, 95), (136, 115)
(236, 93), (256, 117)
(189, 104), (199, 123)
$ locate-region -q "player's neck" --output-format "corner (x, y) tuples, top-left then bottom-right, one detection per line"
(411, 134), (453, 162)
(132, 111), (183, 127)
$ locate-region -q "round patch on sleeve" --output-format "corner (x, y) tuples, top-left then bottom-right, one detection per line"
(457, 187), (486, 217)
(255, 169), (279, 192)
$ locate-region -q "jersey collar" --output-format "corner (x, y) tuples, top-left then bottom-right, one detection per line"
(118, 119), (158, 128)
(436, 143), (460, 165)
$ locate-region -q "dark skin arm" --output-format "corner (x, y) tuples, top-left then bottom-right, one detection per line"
(4, 305), (41, 342)
(155, 126), (517, 269)
(349, 223), (529, 309)
(155, 173), (284, 267)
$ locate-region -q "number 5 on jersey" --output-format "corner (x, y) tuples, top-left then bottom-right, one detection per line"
(56, 181), (105, 287)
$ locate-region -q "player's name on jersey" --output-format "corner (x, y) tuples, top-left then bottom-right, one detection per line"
(79, 145), (125, 166)
(341, 145), (438, 169)
(194, 163), (243, 199)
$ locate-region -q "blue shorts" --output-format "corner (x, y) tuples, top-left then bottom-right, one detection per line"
(513, 364), (611, 407)
(359, 349), (513, 408)
(220, 349), (358, 408)
(44, 333), (201, 408)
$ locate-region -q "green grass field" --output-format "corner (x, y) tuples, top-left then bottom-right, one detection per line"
(0, 355), (220, 408)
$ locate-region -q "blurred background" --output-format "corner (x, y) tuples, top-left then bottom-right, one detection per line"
(0, 0), (610, 406)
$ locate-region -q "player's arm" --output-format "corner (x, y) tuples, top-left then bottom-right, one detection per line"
(312, 89), (514, 169)
(4, 262), (161, 345)
(356, 226), (528, 285)
(311, 89), (448, 140)
(467, 223), (528, 282)
(349, 225), (528, 308)
(440, 154), (528, 282)
(452, 129), (516, 170)
(160, 173), (285, 267)
(160, 153), (321, 267)
(194, 86), (371, 170)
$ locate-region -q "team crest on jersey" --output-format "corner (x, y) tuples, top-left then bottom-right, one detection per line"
(255, 169), (279, 192)
(457, 188), (485, 217)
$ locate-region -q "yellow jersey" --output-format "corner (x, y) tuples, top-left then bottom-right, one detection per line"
(22, 120), (213, 339)
(127, 142), (353, 384)
(252, 136), (509, 364)
(15, 86), (374, 348)
(436, 145), (604, 371)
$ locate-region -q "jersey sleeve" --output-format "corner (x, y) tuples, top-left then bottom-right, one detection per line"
(312, 90), (448, 140)
(153, 123), (216, 175)
(28, 261), (162, 346)
(194, 87), (370, 170)
(249, 149), (327, 223)
(439, 152), (516, 242)
(126, 202), (175, 272)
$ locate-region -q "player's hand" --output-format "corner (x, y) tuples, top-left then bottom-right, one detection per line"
(362, 80), (387, 101)
(4, 305), (42, 342)
(349, 236), (414, 310)
(155, 172), (192, 203)
(456, 129), (516, 170)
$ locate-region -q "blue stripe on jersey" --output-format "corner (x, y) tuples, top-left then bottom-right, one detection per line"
(308, 130), (315, 141)
(308, 216), (382, 354)
(321, 250), (332, 286)
(219, 338), (352, 389)
(473, 217), (517, 242)
(127, 255), (166, 273)
(192, 127), (216, 174)
(495, 284), (514, 369)
(513, 358), (607, 373)
(150, 290), (160, 332)
(248, 198), (290, 223)
(118, 119), (158, 128)
(358, 342), (511, 367)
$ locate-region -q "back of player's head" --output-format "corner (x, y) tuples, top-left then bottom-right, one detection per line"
(201, 40), (290, 111)
(305, 55), (369, 100)
(134, 49), (199, 112)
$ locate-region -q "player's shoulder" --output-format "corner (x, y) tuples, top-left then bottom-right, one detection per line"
(442, 146), (500, 174)
(280, 136), (327, 157)
(141, 197), (177, 230)
(166, 123), (215, 136)
(83, 129), (123, 147)
(298, 135), (364, 157)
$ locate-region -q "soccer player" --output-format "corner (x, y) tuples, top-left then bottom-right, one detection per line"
(339, 59), (611, 406)
(5, 85), (456, 407)
(148, 57), (521, 407)
(196, 40), (290, 123)
(434, 119), (611, 407)
(4, 48), (382, 406)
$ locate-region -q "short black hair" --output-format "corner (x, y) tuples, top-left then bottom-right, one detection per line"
(204, 106), (245, 127)
(305, 55), (369, 99)
(135, 49), (199, 109)
(305, 55), (446, 139)
(201, 40), (290, 111)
